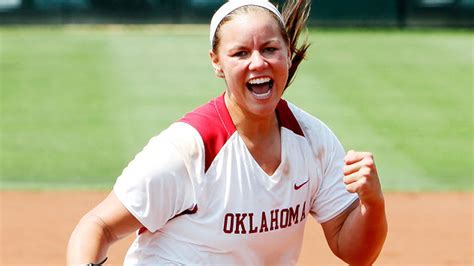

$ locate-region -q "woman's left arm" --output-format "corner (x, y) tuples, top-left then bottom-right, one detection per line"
(321, 150), (388, 265)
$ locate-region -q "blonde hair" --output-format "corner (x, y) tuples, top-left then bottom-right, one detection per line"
(212, 0), (311, 89)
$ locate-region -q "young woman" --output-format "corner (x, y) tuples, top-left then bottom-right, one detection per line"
(67, 1), (387, 264)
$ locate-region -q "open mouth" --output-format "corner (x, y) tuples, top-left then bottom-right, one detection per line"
(246, 77), (274, 99)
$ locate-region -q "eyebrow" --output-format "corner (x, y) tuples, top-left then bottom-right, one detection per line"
(228, 39), (281, 51)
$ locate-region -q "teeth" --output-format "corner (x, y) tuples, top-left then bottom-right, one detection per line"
(251, 89), (272, 99)
(248, 77), (271, 85)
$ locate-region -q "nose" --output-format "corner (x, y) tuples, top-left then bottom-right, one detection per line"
(248, 51), (267, 71)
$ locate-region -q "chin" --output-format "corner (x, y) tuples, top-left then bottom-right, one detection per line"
(248, 101), (280, 117)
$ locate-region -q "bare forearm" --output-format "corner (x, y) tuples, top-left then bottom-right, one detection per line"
(67, 214), (114, 264)
(334, 151), (388, 265)
(337, 201), (387, 265)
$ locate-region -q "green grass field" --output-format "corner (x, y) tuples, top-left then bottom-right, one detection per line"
(1, 25), (472, 191)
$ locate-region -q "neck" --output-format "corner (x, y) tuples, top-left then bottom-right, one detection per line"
(224, 94), (279, 142)
(224, 93), (282, 176)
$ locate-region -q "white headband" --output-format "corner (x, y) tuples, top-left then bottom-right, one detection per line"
(209, 0), (284, 47)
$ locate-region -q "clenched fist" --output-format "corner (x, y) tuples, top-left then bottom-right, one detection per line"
(343, 150), (384, 209)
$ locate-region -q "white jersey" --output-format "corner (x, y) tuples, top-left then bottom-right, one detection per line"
(114, 94), (358, 265)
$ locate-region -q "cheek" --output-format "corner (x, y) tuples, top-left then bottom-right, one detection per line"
(272, 51), (290, 69)
(224, 63), (246, 81)
(273, 56), (290, 76)
(272, 57), (290, 88)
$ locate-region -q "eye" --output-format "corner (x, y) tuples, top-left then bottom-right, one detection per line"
(232, 51), (248, 57)
(263, 47), (278, 53)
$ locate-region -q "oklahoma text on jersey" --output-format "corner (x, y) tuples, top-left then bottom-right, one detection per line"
(223, 201), (307, 234)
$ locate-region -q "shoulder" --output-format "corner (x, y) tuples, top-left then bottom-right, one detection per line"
(276, 99), (305, 137)
(284, 100), (338, 143)
(284, 101), (344, 168)
(178, 94), (236, 171)
(158, 122), (204, 159)
(179, 94), (236, 139)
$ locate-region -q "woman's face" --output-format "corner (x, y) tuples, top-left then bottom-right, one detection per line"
(211, 9), (291, 119)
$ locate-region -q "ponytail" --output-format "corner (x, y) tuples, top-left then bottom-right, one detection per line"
(281, 0), (311, 89)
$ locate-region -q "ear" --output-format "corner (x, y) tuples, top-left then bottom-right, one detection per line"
(209, 50), (225, 78)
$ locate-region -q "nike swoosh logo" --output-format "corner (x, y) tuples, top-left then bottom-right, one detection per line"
(294, 179), (309, 190)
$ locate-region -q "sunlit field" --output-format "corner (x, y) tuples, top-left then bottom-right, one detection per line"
(1, 25), (472, 191)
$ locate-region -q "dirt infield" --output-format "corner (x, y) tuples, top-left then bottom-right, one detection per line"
(1, 191), (472, 265)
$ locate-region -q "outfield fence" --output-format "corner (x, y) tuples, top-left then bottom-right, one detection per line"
(0, 0), (473, 27)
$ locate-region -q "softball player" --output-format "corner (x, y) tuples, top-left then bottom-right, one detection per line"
(67, 0), (387, 265)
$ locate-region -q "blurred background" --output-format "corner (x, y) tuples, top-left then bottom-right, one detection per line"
(0, 0), (473, 27)
(0, 1), (472, 191)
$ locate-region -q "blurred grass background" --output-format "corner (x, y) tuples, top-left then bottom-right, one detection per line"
(0, 25), (472, 190)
